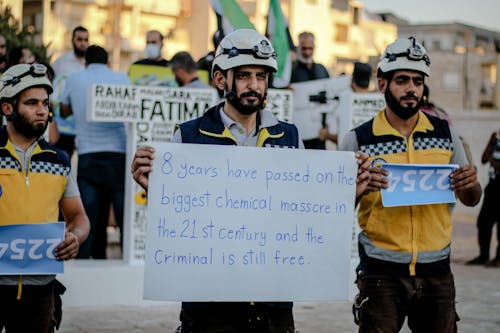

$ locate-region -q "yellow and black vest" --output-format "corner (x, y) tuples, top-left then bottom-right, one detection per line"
(0, 125), (70, 225)
(354, 110), (455, 276)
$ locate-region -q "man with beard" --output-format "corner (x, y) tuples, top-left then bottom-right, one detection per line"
(291, 31), (336, 150)
(52, 26), (88, 78)
(340, 37), (482, 332)
(51, 26), (89, 159)
(0, 63), (89, 332)
(132, 29), (371, 332)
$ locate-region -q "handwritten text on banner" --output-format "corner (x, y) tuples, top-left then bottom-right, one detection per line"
(144, 143), (357, 301)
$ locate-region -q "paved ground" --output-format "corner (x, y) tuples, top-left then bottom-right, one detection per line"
(59, 214), (500, 333)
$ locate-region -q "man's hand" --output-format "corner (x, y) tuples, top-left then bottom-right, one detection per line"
(450, 165), (482, 206)
(131, 146), (155, 191)
(355, 151), (371, 201)
(366, 164), (389, 193)
(55, 231), (79, 260)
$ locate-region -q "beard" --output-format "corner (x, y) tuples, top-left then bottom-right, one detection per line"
(73, 42), (86, 57)
(385, 88), (423, 120)
(10, 111), (48, 139)
(296, 52), (313, 65)
(226, 89), (265, 115)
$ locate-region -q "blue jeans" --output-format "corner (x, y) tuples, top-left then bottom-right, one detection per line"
(353, 272), (458, 333)
(76, 152), (125, 259)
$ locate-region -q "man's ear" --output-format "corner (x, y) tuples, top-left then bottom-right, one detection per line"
(1, 102), (13, 117)
(377, 78), (388, 94)
(213, 71), (226, 91)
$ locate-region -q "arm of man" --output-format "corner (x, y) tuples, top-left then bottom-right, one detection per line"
(60, 103), (73, 118)
(449, 127), (482, 206)
(481, 132), (496, 164)
(55, 196), (90, 260)
(131, 146), (156, 191)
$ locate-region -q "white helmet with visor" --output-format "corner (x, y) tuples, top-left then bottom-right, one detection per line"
(211, 29), (278, 76)
(378, 36), (430, 77)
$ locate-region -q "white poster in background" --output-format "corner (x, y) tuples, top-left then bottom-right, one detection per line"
(88, 85), (294, 263)
(337, 92), (385, 145)
(291, 77), (351, 140)
(143, 143), (356, 301)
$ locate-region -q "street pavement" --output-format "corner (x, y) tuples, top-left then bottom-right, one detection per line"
(59, 214), (500, 333)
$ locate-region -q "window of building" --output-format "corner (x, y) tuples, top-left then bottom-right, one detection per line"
(335, 23), (348, 43)
(330, 0), (348, 11)
(352, 7), (359, 25)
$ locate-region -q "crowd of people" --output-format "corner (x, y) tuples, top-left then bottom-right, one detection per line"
(0, 24), (496, 333)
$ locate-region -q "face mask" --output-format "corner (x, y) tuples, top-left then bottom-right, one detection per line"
(145, 44), (161, 59)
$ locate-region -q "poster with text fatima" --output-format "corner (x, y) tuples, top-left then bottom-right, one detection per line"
(143, 143), (356, 301)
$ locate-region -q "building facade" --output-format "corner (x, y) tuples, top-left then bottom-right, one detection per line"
(10, 0), (396, 78)
(379, 14), (500, 111)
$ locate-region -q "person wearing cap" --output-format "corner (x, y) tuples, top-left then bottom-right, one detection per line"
(351, 61), (372, 93)
(132, 28), (371, 332)
(339, 36), (482, 332)
(0, 63), (89, 331)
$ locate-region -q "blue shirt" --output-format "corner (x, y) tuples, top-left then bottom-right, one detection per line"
(62, 64), (130, 155)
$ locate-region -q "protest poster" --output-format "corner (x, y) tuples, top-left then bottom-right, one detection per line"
(128, 64), (177, 87)
(143, 143), (357, 301)
(381, 164), (458, 207)
(0, 223), (65, 274)
(337, 92), (385, 144)
(88, 84), (294, 263)
(291, 77), (350, 140)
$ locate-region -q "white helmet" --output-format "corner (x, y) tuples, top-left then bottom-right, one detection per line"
(211, 29), (277, 76)
(378, 36), (430, 77)
(0, 63), (53, 101)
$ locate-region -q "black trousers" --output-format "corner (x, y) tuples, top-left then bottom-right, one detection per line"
(476, 178), (500, 260)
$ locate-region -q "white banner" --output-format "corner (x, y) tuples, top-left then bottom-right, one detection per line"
(143, 143), (356, 301)
(88, 85), (293, 263)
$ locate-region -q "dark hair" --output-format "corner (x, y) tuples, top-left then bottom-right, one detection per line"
(72, 26), (88, 40)
(170, 51), (197, 73)
(7, 46), (30, 67)
(85, 45), (108, 65)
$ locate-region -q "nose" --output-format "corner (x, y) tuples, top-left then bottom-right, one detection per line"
(248, 74), (260, 90)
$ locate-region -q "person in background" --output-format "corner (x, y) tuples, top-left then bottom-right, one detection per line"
(466, 130), (500, 267)
(132, 28), (372, 332)
(52, 26), (88, 77)
(51, 26), (89, 160)
(133, 30), (169, 67)
(340, 36), (482, 333)
(0, 63), (89, 332)
(351, 61), (372, 93)
(170, 51), (212, 89)
(61, 45), (129, 259)
(7, 46), (35, 67)
(0, 34), (7, 73)
(197, 30), (224, 88)
(291, 31), (335, 149)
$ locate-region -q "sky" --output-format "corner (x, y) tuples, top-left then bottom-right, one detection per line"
(362, 0), (500, 33)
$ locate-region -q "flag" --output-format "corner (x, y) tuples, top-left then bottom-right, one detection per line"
(210, 0), (255, 35)
(266, 0), (295, 88)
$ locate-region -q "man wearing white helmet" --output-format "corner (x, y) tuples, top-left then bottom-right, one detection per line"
(132, 29), (370, 332)
(340, 37), (482, 332)
(0, 64), (89, 331)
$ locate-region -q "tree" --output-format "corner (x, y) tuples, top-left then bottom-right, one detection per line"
(0, 2), (51, 65)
